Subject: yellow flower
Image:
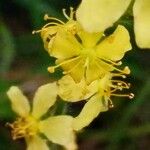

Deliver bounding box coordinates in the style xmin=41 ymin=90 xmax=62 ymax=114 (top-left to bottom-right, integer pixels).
xmin=32 ymin=7 xmax=79 ymax=51
xmin=58 ymin=74 xmax=134 ymax=131
xmin=48 ymin=25 xmax=131 ymax=84
xmin=76 ymin=0 xmax=150 ymax=48
xmin=7 ymin=83 xmax=77 ymax=150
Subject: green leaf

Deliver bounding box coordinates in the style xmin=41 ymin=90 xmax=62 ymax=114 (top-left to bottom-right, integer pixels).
xmin=0 ymin=23 xmax=16 ymax=74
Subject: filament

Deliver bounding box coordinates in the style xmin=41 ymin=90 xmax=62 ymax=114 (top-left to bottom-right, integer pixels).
xmin=63 ymin=59 xmax=83 ymax=74
xmin=111 ymin=80 xmax=130 ymax=89
xmin=112 ymin=73 xmax=126 ymax=79
xmin=111 ymin=93 xmax=134 ymax=99
xmin=42 ymin=22 xmax=60 ymax=28
xmin=48 ymin=56 xmax=81 ymax=73
xmin=69 ymin=7 xmax=74 ymax=19
xmin=32 ymin=22 xmax=59 ymax=34
xmin=108 ymin=98 xmax=114 ymax=108
xmin=62 ymin=8 xmax=70 ymax=20
xmin=100 ymin=57 xmax=122 ymax=66
xmin=97 ymin=57 xmax=130 ymax=75
xmin=44 ymin=14 xmax=65 ymax=24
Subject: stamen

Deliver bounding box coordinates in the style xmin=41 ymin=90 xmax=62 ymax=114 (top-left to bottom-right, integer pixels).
xmin=123 ymin=66 xmax=130 ymax=74
xmin=44 ymin=14 xmax=49 ymax=20
xmin=129 ymin=93 xmax=134 ymax=99
xmin=110 ymin=88 xmax=118 ymax=93
xmin=42 ymin=22 xmax=61 ymax=28
xmin=32 ymin=22 xmax=59 ymax=34
xmin=6 ymin=117 xmax=38 ymax=140
xmin=111 ymin=80 xmax=130 ymax=89
xmin=47 ymin=56 xmax=81 ymax=73
xmin=108 ymin=98 xmax=114 ymax=108
xmin=44 ymin=14 xmax=65 ymax=24
xmin=97 ymin=58 xmax=130 ymax=75
xmin=113 ymin=66 xmax=130 ymax=75
xmin=112 ymin=73 xmax=126 ymax=79
xmin=111 ymin=93 xmax=134 ymax=99
xmin=100 ymin=57 xmax=122 ymax=66
xmin=32 ymin=30 xmax=42 ymax=34
xmin=69 ymin=7 xmax=74 ymax=19
xmin=48 ymin=67 xmax=55 ymax=73
xmin=33 ymin=8 xmax=76 ymax=37
xmin=62 ymin=8 xmax=70 ymax=20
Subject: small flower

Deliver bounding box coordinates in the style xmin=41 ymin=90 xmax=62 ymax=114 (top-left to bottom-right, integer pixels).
xmin=58 ymin=74 xmax=134 ymax=131
xmin=7 ymin=83 xmax=77 ymax=150
xmin=76 ymin=0 xmax=150 ymax=48
xmin=48 ymin=25 xmax=131 ymax=84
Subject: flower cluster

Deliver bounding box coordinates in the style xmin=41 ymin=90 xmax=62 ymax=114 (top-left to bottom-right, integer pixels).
xmin=6 ymin=1 xmax=138 ymax=150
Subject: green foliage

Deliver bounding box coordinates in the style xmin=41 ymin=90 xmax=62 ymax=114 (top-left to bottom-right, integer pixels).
xmin=0 ymin=23 xmax=15 ymax=74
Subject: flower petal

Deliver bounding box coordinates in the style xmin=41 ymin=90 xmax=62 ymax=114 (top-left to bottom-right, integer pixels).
xmin=32 ymin=83 xmax=58 ymax=119
xmin=96 ymin=25 xmax=131 ymax=61
xmin=58 ymin=75 xmax=97 ymax=102
xmin=49 ymin=30 xmax=81 ymax=59
xmin=39 ymin=116 xmax=77 ymax=150
xmin=41 ymin=26 xmax=58 ymax=51
xmin=85 ymin=59 xmax=107 ymax=84
xmin=76 ymin=0 xmax=131 ymax=32
xmin=73 ymin=94 xmax=108 ymax=131
xmin=133 ymin=0 xmax=150 ymax=48
xmin=26 ymin=135 xmax=49 ymax=150
xmin=7 ymin=86 xmax=30 ymax=117
xmin=60 ymin=57 xmax=85 ymax=83
xmin=78 ymin=30 xmax=103 ymax=47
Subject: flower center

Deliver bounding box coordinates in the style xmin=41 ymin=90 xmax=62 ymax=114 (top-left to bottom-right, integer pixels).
xmin=82 ymin=47 xmax=96 ymax=57
xmin=81 ymin=47 xmax=96 ymax=61
xmin=7 ymin=116 xmax=39 ymax=140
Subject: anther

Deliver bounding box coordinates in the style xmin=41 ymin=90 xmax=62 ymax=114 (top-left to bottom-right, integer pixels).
xmin=116 ymin=83 xmax=123 ymax=90
xmin=128 ymin=93 xmax=134 ymax=99
xmin=32 ymin=30 xmax=41 ymax=34
xmin=127 ymin=83 xmax=131 ymax=87
xmin=117 ymin=83 xmax=122 ymax=86
xmin=108 ymin=99 xmax=114 ymax=108
xmin=109 ymin=104 xmax=114 ymax=108
xmin=70 ymin=7 xmax=73 ymax=11
xmin=123 ymin=66 xmax=130 ymax=74
xmin=122 ymin=75 xmax=126 ymax=78
xmin=117 ymin=61 xmax=122 ymax=65
xmin=44 ymin=14 xmax=49 ymax=20
xmin=47 ymin=67 xmax=55 ymax=73
xmin=69 ymin=7 xmax=74 ymax=19
xmin=32 ymin=30 xmax=36 ymax=34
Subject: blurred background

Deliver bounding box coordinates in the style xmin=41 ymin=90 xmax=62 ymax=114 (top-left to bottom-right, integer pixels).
xmin=0 ymin=0 xmax=149 ymax=150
